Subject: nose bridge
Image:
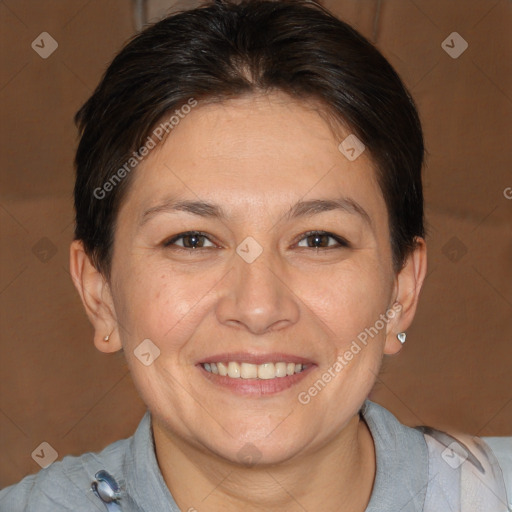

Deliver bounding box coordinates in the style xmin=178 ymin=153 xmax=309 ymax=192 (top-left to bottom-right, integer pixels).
xmin=215 ymin=242 xmax=300 ymax=334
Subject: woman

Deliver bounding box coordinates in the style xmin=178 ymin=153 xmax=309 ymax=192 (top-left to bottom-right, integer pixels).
xmin=0 ymin=1 xmax=509 ymax=510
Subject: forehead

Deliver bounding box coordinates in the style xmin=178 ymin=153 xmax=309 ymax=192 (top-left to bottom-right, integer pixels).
xmin=119 ymin=92 xmax=385 ymax=223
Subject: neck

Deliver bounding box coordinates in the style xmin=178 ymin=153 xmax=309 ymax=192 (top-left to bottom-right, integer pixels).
xmin=153 ymin=412 xmax=376 ymax=512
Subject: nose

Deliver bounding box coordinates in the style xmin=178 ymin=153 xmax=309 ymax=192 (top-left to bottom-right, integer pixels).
xmin=214 ymin=246 xmax=300 ymax=335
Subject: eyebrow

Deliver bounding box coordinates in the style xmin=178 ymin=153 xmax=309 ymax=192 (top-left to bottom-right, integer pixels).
xmin=139 ymin=196 xmax=372 ymax=228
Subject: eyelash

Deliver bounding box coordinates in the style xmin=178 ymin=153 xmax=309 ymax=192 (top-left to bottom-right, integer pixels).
xmin=162 ymin=230 xmax=350 ymax=251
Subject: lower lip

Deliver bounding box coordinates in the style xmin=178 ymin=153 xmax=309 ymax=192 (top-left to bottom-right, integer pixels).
xmin=197 ymin=364 xmax=316 ymax=396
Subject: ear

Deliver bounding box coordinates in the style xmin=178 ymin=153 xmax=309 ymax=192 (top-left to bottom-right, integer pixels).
xmin=69 ymin=240 xmax=122 ymax=353
xmin=384 ymin=237 xmax=427 ymax=355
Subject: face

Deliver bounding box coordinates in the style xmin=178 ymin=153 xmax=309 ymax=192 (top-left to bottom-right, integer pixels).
xmin=106 ymin=92 xmax=400 ymax=464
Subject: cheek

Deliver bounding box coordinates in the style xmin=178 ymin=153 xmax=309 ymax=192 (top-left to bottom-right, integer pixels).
xmin=296 ymin=261 xmax=390 ymax=346
xmin=113 ymin=263 xmax=216 ymax=354
xmin=113 ymin=242 xmax=392 ymax=361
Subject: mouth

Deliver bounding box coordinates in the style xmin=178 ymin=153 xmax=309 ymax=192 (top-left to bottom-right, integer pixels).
xmin=201 ymin=361 xmax=308 ymax=379
xmin=197 ymin=353 xmax=316 ymax=396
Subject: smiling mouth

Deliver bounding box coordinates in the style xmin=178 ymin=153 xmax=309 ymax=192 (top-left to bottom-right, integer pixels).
xmin=201 ymin=361 xmax=308 ymax=379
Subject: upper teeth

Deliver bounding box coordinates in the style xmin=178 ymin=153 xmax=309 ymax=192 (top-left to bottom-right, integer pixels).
xmin=202 ymin=362 xmax=304 ymax=379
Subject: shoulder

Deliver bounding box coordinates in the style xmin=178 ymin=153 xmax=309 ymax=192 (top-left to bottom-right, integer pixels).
xmin=0 ymin=434 xmax=135 ymax=512
xmin=362 ymin=400 xmax=510 ymax=511
xmin=417 ymin=426 xmax=511 ymax=512
xmin=482 ymin=436 xmax=512 ymax=509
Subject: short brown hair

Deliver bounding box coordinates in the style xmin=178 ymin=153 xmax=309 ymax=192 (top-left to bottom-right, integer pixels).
xmin=74 ymin=0 xmax=425 ymax=280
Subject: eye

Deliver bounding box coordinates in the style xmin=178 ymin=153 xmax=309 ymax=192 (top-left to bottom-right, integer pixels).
xmin=162 ymin=230 xmax=349 ymax=252
xmin=295 ymin=230 xmax=350 ymax=249
xmin=163 ymin=231 xmax=217 ymax=250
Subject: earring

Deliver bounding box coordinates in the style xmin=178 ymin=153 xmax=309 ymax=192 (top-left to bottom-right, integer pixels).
xmin=103 ymin=330 xmax=114 ymax=342
xmin=397 ymin=332 xmax=406 ymax=344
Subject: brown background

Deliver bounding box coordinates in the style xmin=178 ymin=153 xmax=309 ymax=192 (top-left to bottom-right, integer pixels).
xmin=1 ymin=0 xmax=511 ymax=488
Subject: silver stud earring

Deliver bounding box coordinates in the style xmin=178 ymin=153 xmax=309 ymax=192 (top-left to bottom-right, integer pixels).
xmin=103 ymin=331 xmax=113 ymax=342
xmin=397 ymin=332 xmax=406 ymax=344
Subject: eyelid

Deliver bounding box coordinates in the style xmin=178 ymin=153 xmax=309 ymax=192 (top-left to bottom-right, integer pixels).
xmin=163 ymin=230 xmax=350 ymax=251
xmin=293 ymin=230 xmax=350 ymax=249
xmin=162 ymin=231 xmax=219 ymax=249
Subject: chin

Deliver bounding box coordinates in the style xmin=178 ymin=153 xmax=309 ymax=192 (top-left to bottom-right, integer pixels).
xmin=202 ymin=428 xmax=310 ymax=468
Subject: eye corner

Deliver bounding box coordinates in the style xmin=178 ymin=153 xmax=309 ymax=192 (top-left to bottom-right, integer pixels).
xmin=294 ymin=230 xmax=351 ymax=250
xmin=162 ymin=230 xmax=219 ymax=250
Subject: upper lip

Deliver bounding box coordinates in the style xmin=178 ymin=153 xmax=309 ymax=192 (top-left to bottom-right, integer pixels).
xmin=197 ymin=352 xmax=315 ymax=365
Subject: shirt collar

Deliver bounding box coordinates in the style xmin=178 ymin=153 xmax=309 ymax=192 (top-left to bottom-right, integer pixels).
xmin=124 ymin=411 xmax=181 ymax=511
xmin=361 ymin=400 xmax=428 ymax=512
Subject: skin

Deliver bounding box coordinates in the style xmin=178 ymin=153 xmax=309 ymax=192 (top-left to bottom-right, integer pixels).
xmin=70 ymin=91 xmax=427 ymax=511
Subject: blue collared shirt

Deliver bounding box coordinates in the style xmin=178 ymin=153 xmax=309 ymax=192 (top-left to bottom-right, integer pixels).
xmin=0 ymin=400 xmax=509 ymax=511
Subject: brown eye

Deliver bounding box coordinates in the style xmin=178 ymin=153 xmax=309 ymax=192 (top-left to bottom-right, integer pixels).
xmin=163 ymin=231 xmax=215 ymax=249
xmin=296 ymin=231 xmax=350 ymax=249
